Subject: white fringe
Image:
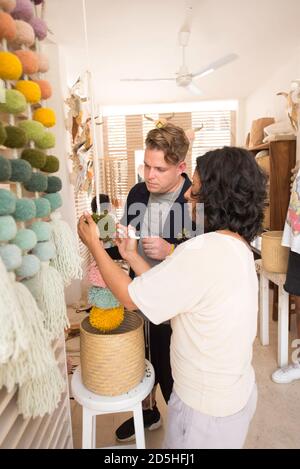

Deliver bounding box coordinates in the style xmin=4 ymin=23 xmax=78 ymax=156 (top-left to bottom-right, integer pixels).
xmin=49 ymin=212 xmax=82 ymax=286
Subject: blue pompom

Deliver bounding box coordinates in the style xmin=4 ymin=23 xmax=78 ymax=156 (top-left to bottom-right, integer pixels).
xmin=88 ymin=286 xmax=120 ymax=309
xmin=29 ymin=221 xmax=52 ymax=242
xmin=0 ymin=215 xmax=17 ymax=241
xmin=33 ymin=197 xmax=51 ymax=218
xmin=0 ymin=188 xmax=16 ymax=216
xmin=32 ymin=240 xmax=56 ymax=261
xmin=14 ymin=198 xmax=36 ymax=221
xmin=0 ymin=244 xmax=22 ymax=271
xmin=15 ymin=254 xmax=41 ymax=278
xmin=42 ymin=192 xmax=62 ymax=211
xmin=11 ymin=228 xmax=37 ymax=251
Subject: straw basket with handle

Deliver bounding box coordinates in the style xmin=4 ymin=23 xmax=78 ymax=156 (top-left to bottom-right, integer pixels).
xmin=261 ymin=231 xmax=289 ymax=274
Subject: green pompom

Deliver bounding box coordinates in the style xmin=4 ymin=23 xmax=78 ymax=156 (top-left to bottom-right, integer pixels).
xmin=29 ymin=221 xmax=52 ymax=242
xmin=21 ymin=148 xmax=46 ymax=169
xmin=33 ymin=197 xmax=51 ymax=218
xmin=16 ymin=254 xmax=41 ymax=279
xmin=32 ymin=240 xmax=56 ymax=262
xmin=0 ymin=188 xmax=16 ymax=215
xmin=42 ymin=154 xmax=59 ymax=173
xmin=34 ymin=131 xmax=55 ymax=150
xmin=0 ymin=244 xmax=22 ymax=271
xmin=43 ymin=192 xmax=62 ymax=211
xmin=0 ymin=122 xmax=7 ymax=145
xmin=18 ymin=120 xmax=45 ymax=142
xmin=45 ymin=176 xmax=62 ymax=193
xmin=14 ymin=198 xmax=36 ymax=221
xmin=24 ymin=172 xmax=48 ymax=192
xmin=10 ymin=158 xmax=32 ymax=183
xmin=11 ymin=228 xmax=37 ymax=251
xmin=0 ymin=89 xmax=27 ymax=114
xmin=4 ymin=125 xmax=28 ymax=149
xmin=0 ymin=155 xmax=12 ymax=182
xmin=0 ymin=215 xmax=17 ymax=242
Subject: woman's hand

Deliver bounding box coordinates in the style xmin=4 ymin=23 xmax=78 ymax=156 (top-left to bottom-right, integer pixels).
xmin=77 ymin=212 xmax=101 ymax=251
xmin=115 ymin=224 xmax=138 ymax=261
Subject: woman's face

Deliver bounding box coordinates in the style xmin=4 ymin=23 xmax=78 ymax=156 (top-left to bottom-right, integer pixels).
xmin=184 ymin=170 xmax=201 ymax=222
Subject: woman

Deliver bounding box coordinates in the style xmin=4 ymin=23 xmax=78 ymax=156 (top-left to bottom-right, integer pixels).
xmin=78 ymin=146 xmax=267 ymax=449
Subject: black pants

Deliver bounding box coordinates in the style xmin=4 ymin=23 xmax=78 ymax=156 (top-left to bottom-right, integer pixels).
xmin=284 ymin=250 xmax=300 ymax=296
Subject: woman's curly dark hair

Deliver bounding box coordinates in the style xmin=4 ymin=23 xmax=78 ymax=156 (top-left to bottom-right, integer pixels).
xmin=195 ymin=146 xmax=268 ymax=243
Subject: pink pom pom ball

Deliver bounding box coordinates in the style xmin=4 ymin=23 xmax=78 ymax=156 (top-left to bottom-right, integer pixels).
xmin=0 ymin=0 xmax=16 ymax=13
xmin=29 ymin=16 xmax=47 ymax=40
xmin=87 ymin=260 xmax=107 ymax=288
xmin=14 ymin=49 xmax=39 ymax=74
xmin=37 ymin=52 xmax=49 ymax=73
xmin=12 ymin=0 xmax=34 ymax=22
xmin=10 ymin=19 xmax=35 ymax=47
xmin=32 ymin=79 xmax=52 ymax=99
xmin=0 ymin=11 xmax=17 ymax=41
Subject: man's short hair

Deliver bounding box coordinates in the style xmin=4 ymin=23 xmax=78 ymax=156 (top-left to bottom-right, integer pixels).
xmin=91 ymin=193 xmax=110 ymax=213
xmin=145 ymin=123 xmax=189 ymax=165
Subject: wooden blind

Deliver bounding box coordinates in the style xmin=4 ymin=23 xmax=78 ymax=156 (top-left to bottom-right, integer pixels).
xmin=74 ymin=190 xmax=92 ymax=274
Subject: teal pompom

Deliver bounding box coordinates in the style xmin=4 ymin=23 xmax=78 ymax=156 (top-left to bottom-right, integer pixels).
xmin=45 ymin=176 xmax=62 ymax=193
xmin=0 ymin=215 xmax=17 ymax=241
xmin=34 ymin=131 xmax=55 ymax=150
xmin=88 ymin=286 xmax=120 ymax=309
xmin=14 ymin=198 xmax=36 ymax=221
xmin=0 ymin=122 xmax=7 ymax=145
xmin=32 ymin=240 xmax=56 ymax=261
xmin=29 ymin=221 xmax=52 ymax=241
xmin=0 ymin=155 xmax=12 ymax=181
xmin=42 ymin=154 xmax=59 ymax=173
xmin=10 ymin=158 xmax=32 ymax=183
xmin=4 ymin=125 xmax=28 ymax=149
xmin=43 ymin=193 xmax=62 ymax=211
xmin=21 ymin=148 xmax=46 ymax=169
xmin=11 ymin=228 xmax=37 ymax=251
xmin=24 ymin=172 xmax=48 ymax=192
xmin=33 ymin=197 xmax=51 ymax=218
xmin=0 ymin=244 xmax=22 ymax=271
xmin=0 ymin=188 xmax=16 ymax=215
xmin=0 ymin=89 xmax=27 ymax=114
xmin=18 ymin=120 xmax=44 ymax=141
xmin=15 ymin=254 xmax=41 ymax=278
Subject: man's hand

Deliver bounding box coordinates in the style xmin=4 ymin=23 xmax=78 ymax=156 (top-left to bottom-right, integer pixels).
xmin=115 ymin=224 xmax=138 ymax=261
xmin=142 ymin=237 xmax=173 ymax=260
xmin=77 ymin=212 xmax=101 ymax=251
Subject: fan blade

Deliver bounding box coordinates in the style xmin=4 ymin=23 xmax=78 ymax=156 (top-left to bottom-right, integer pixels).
xmin=192 ymin=53 xmax=238 ymax=79
xmin=120 ymin=78 xmax=175 ymax=82
xmin=186 ymin=80 xmax=202 ymax=95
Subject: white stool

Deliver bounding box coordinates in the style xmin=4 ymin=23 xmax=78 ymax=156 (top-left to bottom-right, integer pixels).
xmin=255 ymin=259 xmax=289 ymax=367
xmin=71 ymin=360 xmax=155 ymax=449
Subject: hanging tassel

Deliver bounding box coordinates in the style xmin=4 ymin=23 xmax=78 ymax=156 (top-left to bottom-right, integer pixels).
xmin=49 ymin=211 xmax=82 ymax=286
xmin=23 ymin=261 xmax=70 ymax=340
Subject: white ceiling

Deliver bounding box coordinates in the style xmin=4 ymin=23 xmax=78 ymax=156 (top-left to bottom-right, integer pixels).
xmin=45 ymin=0 xmax=300 ymax=106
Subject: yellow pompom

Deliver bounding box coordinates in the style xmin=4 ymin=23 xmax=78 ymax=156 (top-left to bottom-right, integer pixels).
xmin=15 ymin=80 xmax=41 ymax=104
xmin=89 ymin=305 xmax=124 ymax=332
xmin=0 ymin=51 xmax=22 ymax=80
xmin=33 ymin=107 xmax=56 ymax=128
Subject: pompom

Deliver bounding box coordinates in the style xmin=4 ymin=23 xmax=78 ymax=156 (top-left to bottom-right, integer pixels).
xmin=45 ymin=176 xmax=62 ymax=193
xmin=0 ymin=188 xmax=16 ymax=215
xmin=32 ymin=79 xmax=52 ymax=100
xmin=42 ymin=193 xmax=62 ymax=211
xmin=29 ymin=16 xmax=47 ymax=40
xmin=15 ymin=254 xmax=40 ymax=278
xmin=14 ymin=198 xmax=36 ymax=221
xmin=0 ymin=215 xmax=17 ymax=241
xmin=87 ymin=261 xmax=107 ymax=288
xmin=10 ymin=158 xmax=32 ymax=183
xmin=0 ymin=89 xmax=27 ymax=114
xmin=88 ymin=286 xmax=120 ymax=309
xmin=18 ymin=119 xmax=44 ymax=141
xmin=33 ymin=197 xmax=50 ymax=218
xmin=37 ymin=52 xmax=49 ymax=73
xmin=10 ymin=19 xmax=35 ymax=47
xmin=24 ymin=172 xmax=48 ymax=192
xmin=15 ymin=80 xmax=41 ymax=104
xmin=0 ymin=244 xmax=22 ymax=271
xmin=0 ymin=11 xmax=17 ymax=41
xmin=33 ymin=108 xmax=56 ymax=128
xmin=29 ymin=221 xmax=51 ymax=241
xmin=0 ymin=123 xmax=7 ymax=146
xmin=0 ymin=51 xmax=22 ymax=80
xmin=21 ymin=148 xmax=46 ymax=169
xmin=34 ymin=131 xmax=55 ymax=150
xmin=0 ymin=0 xmax=16 ymax=12
xmin=12 ymin=0 xmax=34 ymax=22
xmin=32 ymin=240 xmax=56 ymax=261
xmin=14 ymin=49 xmax=39 ymax=75
xmin=42 ymin=155 xmax=59 ymax=173
xmin=11 ymin=228 xmax=37 ymax=250
xmin=3 ymin=125 xmax=27 ymax=148
xmin=0 ymin=155 xmax=11 ymax=182
xmin=89 ymin=305 xmax=124 ymax=332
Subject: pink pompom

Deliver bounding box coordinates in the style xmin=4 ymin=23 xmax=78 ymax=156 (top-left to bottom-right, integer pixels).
xmin=29 ymin=16 xmax=47 ymax=40
xmin=37 ymin=52 xmax=49 ymax=73
xmin=87 ymin=261 xmax=107 ymax=288
xmin=0 ymin=0 xmax=16 ymax=12
xmin=0 ymin=11 xmax=17 ymax=41
xmin=32 ymin=79 xmax=52 ymax=99
xmin=14 ymin=49 xmax=39 ymax=74
xmin=12 ymin=0 xmax=34 ymax=22
xmin=10 ymin=19 xmax=35 ymax=47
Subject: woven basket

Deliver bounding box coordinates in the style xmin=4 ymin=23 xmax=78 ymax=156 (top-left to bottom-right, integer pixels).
xmin=261 ymin=231 xmax=289 ymax=273
xmin=80 ymin=310 xmax=145 ymax=396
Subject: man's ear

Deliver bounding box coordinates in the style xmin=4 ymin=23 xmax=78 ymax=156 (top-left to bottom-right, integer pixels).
xmin=178 ymin=161 xmax=186 ymax=174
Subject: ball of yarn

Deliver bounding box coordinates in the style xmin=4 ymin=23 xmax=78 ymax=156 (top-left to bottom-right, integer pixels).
xmin=33 ymin=197 xmax=50 ymax=217
xmin=89 ymin=305 xmax=124 ymax=332
xmin=0 ymin=51 xmax=22 ymax=80
xmin=32 ymin=79 xmax=52 ymax=100
xmin=34 ymin=131 xmax=55 ymax=150
xmin=0 ymin=11 xmax=17 ymax=41
xmin=29 ymin=221 xmax=51 ymax=241
xmin=16 ymin=253 xmax=40 ymax=278
xmin=33 ymin=107 xmax=56 ymax=127
xmin=10 ymin=158 xmax=32 ymax=183
xmin=24 ymin=172 xmax=48 ymax=192
xmin=42 ymin=154 xmax=59 ymax=173
xmin=88 ymin=286 xmax=120 ymax=309
xmin=32 ymin=240 xmax=56 ymax=261
xmin=0 ymin=188 xmax=16 ymax=215
xmin=14 ymin=49 xmax=39 ymax=74
xmin=18 ymin=119 xmax=44 ymax=141
xmin=4 ymin=125 xmax=27 ymax=148
xmin=0 ymin=123 xmax=8 ymax=146
xmin=10 ymin=19 xmax=35 ymax=47
xmin=12 ymin=228 xmax=37 ymax=250
xmin=45 ymin=176 xmax=62 ymax=193
xmin=0 ymin=244 xmax=22 ymax=271
xmin=87 ymin=261 xmax=107 ymax=288
xmin=37 ymin=52 xmax=49 ymax=73
xmin=15 ymin=80 xmax=41 ymax=104
xmin=0 ymin=215 xmax=17 ymax=241
xmin=12 ymin=0 xmax=34 ymax=21
xmin=21 ymin=148 xmax=46 ymax=169
xmin=0 ymin=155 xmax=11 ymax=182
xmin=14 ymin=197 xmax=36 ymax=221
xmin=42 ymin=192 xmax=62 ymax=211
xmin=29 ymin=16 xmax=47 ymax=40
xmin=0 ymin=89 xmax=27 ymax=114
xmin=0 ymin=0 xmax=16 ymax=12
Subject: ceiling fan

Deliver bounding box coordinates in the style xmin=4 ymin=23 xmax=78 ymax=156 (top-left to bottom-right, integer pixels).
xmin=120 ymin=30 xmax=238 ymax=95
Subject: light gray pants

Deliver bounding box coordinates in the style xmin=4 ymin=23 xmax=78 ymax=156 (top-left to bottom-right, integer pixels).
xmin=163 ymin=384 xmax=257 ymax=449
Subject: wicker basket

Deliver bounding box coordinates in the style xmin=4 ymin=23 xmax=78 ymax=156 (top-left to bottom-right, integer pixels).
xmin=261 ymin=231 xmax=289 ymax=273
xmin=80 ymin=310 xmax=145 ymax=396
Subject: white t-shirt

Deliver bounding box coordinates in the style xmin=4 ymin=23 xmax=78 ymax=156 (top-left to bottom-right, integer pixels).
xmin=128 ymin=232 xmax=258 ymax=417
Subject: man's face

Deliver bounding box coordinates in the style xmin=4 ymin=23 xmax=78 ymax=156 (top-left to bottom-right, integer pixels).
xmin=144 ymin=148 xmax=186 ymax=194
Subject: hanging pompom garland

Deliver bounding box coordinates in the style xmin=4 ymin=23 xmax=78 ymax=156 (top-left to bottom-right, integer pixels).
xmin=0 ymin=0 xmax=17 ymax=12
xmin=29 ymin=220 xmax=51 ymax=242
xmin=18 ymin=119 xmax=44 ymax=141
xmin=0 ymin=123 xmax=8 ymax=145
xmin=34 ymin=131 xmax=55 ymax=149
xmin=14 ymin=49 xmax=39 ymax=74
xmin=11 ymin=228 xmax=37 ymax=250
xmin=43 ymin=192 xmax=62 ymax=211
xmin=0 ymin=52 xmax=23 ymax=81
xmin=33 ymin=107 xmax=56 ymax=127
xmin=0 ymin=155 xmax=12 ymax=181
xmin=15 ymin=253 xmax=40 ymax=278
xmin=21 ymin=148 xmax=46 ymax=168
xmin=42 ymin=154 xmax=59 ymax=173
xmin=10 ymin=158 xmax=32 ymax=183
xmin=0 ymin=89 xmax=27 ymax=114
xmin=13 ymin=197 xmax=36 ymax=221
xmin=0 ymin=11 xmax=17 ymax=41
xmin=36 ymin=52 xmax=49 ymax=73
xmin=15 ymin=79 xmax=41 ymax=104
xmin=11 ymin=0 xmax=34 ymax=22
xmin=29 ymin=16 xmax=47 ymax=40
xmin=0 ymin=188 xmax=17 ymax=215
xmin=23 ymin=172 xmax=48 ymax=192
xmin=0 ymin=215 xmax=17 ymax=241
xmin=0 ymin=243 xmax=22 ymax=271
xmin=3 ymin=125 xmax=28 ymax=148
xmin=32 ymin=79 xmax=52 ymax=100
xmin=32 ymin=240 xmax=56 ymax=262
xmin=33 ymin=197 xmax=51 ymax=217
xmin=10 ymin=19 xmax=35 ymax=47
xmin=45 ymin=175 xmax=62 ymax=193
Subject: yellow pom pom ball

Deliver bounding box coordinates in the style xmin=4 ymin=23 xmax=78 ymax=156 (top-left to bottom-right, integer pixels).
xmin=15 ymin=80 xmax=41 ymax=104
xmin=0 ymin=51 xmax=22 ymax=80
xmin=32 ymin=107 xmax=56 ymax=128
xmin=89 ymin=305 xmax=124 ymax=332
